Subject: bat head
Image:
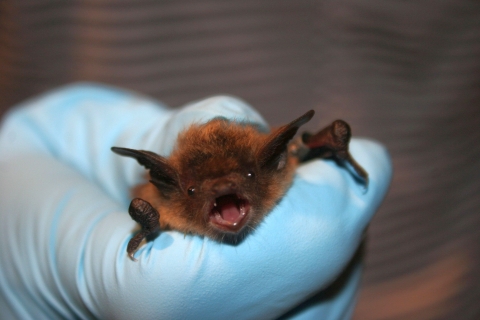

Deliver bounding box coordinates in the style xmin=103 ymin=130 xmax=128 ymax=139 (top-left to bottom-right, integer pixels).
xmin=112 ymin=110 xmax=314 ymax=242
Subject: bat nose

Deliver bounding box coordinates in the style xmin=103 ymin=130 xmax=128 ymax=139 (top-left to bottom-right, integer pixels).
xmin=212 ymin=179 xmax=237 ymax=193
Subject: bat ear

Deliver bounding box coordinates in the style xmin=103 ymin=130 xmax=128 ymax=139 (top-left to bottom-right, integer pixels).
xmin=258 ymin=110 xmax=314 ymax=170
xmin=111 ymin=147 xmax=180 ymax=193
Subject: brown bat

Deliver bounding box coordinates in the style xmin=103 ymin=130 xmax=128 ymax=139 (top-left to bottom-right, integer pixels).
xmin=112 ymin=110 xmax=368 ymax=260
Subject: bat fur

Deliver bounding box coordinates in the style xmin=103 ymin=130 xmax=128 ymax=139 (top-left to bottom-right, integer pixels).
xmin=112 ymin=110 xmax=368 ymax=259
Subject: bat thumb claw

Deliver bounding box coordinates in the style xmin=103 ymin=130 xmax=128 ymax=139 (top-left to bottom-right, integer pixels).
xmin=127 ymin=232 xmax=146 ymax=262
xmin=128 ymin=252 xmax=139 ymax=262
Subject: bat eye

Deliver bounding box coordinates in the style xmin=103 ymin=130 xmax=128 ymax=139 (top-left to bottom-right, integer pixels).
xmin=187 ymin=187 xmax=195 ymax=196
xmin=247 ymin=171 xmax=255 ymax=179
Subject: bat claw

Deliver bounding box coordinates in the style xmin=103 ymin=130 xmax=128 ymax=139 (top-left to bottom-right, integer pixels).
xmin=128 ymin=252 xmax=138 ymax=262
xmin=344 ymin=152 xmax=369 ymax=188
xmin=298 ymin=120 xmax=369 ymax=187
xmin=126 ymin=198 xmax=160 ymax=261
xmin=126 ymin=231 xmax=146 ymax=261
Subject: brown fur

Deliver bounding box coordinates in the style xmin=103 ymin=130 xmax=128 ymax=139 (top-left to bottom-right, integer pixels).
xmin=114 ymin=110 xmax=369 ymax=254
xmin=133 ymin=118 xmax=300 ymax=241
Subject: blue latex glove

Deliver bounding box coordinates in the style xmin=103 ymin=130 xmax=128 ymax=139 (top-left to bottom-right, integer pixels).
xmin=0 ymin=83 xmax=391 ymax=320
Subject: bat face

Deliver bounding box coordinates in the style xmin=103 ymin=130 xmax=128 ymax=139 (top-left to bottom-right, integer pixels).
xmin=112 ymin=110 xmax=314 ymax=242
xmin=159 ymin=119 xmax=296 ymax=241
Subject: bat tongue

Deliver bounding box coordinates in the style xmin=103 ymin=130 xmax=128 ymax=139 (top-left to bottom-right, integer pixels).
xmin=217 ymin=195 xmax=241 ymax=222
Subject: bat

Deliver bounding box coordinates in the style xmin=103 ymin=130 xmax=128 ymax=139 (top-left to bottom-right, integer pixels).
xmin=112 ymin=110 xmax=368 ymax=260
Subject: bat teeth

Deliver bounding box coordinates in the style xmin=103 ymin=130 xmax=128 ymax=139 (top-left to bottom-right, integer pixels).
xmin=239 ymin=202 xmax=246 ymax=216
xmin=209 ymin=195 xmax=251 ymax=232
xmin=211 ymin=210 xmax=222 ymax=223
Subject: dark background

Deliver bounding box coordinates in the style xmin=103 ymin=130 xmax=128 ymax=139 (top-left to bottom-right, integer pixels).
xmin=1 ymin=1 xmax=479 ymax=319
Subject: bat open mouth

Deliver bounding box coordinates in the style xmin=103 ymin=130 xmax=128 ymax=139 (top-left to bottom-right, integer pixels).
xmin=209 ymin=194 xmax=251 ymax=232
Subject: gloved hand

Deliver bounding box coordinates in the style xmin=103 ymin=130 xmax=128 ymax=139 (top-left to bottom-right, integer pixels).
xmin=0 ymin=83 xmax=391 ymax=320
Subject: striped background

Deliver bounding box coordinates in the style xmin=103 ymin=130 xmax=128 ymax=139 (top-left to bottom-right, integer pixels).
xmin=1 ymin=1 xmax=479 ymax=319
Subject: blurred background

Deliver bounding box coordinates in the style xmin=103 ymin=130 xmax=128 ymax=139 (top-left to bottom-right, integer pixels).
xmin=1 ymin=1 xmax=479 ymax=319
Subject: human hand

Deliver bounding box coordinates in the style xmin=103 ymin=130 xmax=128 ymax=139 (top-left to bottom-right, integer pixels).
xmin=0 ymin=83 xmax=391 ymax=319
